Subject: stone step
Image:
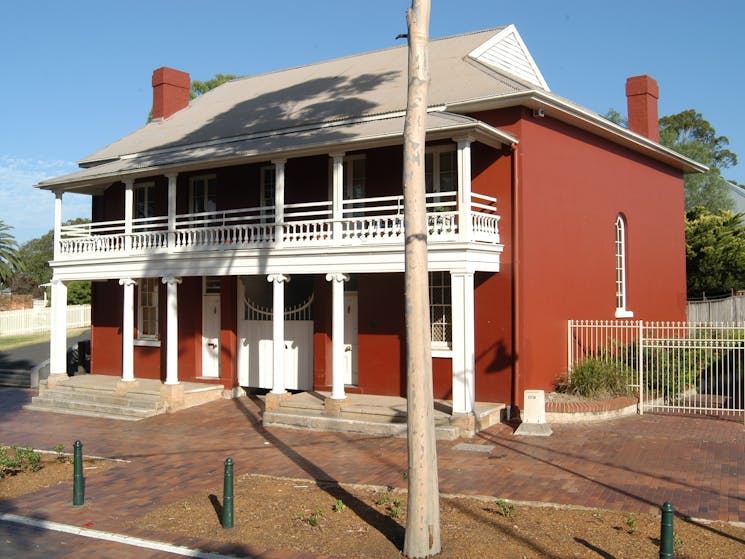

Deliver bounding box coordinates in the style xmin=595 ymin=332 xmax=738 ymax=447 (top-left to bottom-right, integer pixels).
xmin=22 ymin=403 xmax=149 ymax=421
xmin=25 ymin=394 xmax=162 ymax=420
xmin=0 ymin=370 xmax=33 ymax=389
xmin=36 ymin=385 xmax=161 ymax=407
xmin=263 ymin=409 xmax=461 ymax=441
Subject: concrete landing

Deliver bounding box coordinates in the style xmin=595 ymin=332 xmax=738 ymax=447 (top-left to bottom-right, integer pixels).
xmin=262 ymin=391 xmax=507 ymax=439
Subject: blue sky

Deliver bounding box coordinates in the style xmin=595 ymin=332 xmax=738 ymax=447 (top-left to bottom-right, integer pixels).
xmin=1 ymin=0 xmax=743 ymax=243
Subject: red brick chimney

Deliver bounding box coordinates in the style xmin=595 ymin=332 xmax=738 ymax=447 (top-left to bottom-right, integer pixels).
xmin=625 ymin=75 xmax=659 ymax=142
xmin=151 ymin=67 xmax=190 ymax=120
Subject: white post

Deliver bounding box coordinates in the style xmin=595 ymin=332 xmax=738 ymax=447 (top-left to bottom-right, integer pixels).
xmin=119 ymin=278 xmax=137 ymax=382
xmin=53 ymin=191 xmax=63 ymax=261
xmin=162 ymin=276 xmax=182 ymax=385
xmin=124 ymin=179 xmax=134 ymax=252
xmin=451 ymin=271 xmax=475 ymax=414
xmin=330 ymin=153 xmax=345 ymax=242
xmin=166 ymin=173 xmax=177 ymax=248
xmin=272 ymin=159 xmax=286 ymax=247
xmin=456 ymin=138 xmax=473 ymax=242
xmin=48 ymin=279 xmax=68 ymax=377
xmin=267 ymin=274 xmax=290 ymax=394
xmin=326 ymin=273 xmax=350 ymax=400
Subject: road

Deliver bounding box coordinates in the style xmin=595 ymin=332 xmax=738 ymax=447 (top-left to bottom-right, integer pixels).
xmin=0 ymin=330 xmax=90 ymax=373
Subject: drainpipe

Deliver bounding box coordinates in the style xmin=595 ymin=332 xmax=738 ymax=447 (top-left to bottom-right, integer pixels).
xmin=510 ymin=142 xmax=521 ymax=418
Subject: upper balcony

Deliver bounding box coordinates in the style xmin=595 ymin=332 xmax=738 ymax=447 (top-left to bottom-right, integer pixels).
xmin=57 ymin=190 xmax=500 ymax=260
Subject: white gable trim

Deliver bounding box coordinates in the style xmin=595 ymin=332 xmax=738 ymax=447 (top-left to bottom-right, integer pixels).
xmin=468 ymin=24 xmax=549 ymax=91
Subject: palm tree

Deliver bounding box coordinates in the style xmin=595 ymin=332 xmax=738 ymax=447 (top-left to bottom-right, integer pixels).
xmin=0 ymin=220 xmax=22 ymax=286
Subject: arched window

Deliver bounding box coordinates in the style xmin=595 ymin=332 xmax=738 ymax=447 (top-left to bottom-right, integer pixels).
xmin=614 ymin=214 xmax=633 ymax=318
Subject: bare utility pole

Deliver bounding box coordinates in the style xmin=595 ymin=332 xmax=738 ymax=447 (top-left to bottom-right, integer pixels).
xmin=401 ymin=1 xmax=441 ymax=557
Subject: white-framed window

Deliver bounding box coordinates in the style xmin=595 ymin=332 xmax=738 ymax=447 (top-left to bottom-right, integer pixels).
xmin=429 ymin=271 xmax=452 ymax=351
xmin=344 ymin=155 xmax=366 ymax=200
xmin=189 ymin=175 xmax=217 ymax=217
xmin=425 ymin=145 xmax=457 ymax=194
xmin=260 ymin=165 xmax=275 ymax=223
xmin=138 ymin=278 xmax=159 ymax=339
xmin=615 ymin=214 xmax=633 ymax=318
xmin=134 ymin=182 xmax=156 ymax=219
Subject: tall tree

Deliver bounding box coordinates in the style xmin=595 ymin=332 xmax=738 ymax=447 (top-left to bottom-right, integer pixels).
xmin=0 ymin=220 xmax=22 ymax=286
xmin=659 ymin=110 xmax=738 ymax=212
xmin=190 ymin=74 xmax=236 ymax=98
xmin=401 ymin=1 xmax=440 ymax=557
xmin=685 ymin=206 xmax=745 ymax=297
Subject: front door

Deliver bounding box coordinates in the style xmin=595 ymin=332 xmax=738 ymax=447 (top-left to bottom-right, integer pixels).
xmin=201 ymin=278 xmax=221 ymax=378
xmin=344 ymin=292 xmax=358 ymax=385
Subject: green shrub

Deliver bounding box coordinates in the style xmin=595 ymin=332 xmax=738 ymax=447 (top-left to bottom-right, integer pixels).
xmin=557 ymin=358 xmax=632 ymax=399
xmin=0 ymin=445 xmax=43 ymax=478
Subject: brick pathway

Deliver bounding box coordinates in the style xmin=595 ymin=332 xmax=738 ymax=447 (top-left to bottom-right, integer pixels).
xmin=0 ymin=387 xmax=743 ymax=558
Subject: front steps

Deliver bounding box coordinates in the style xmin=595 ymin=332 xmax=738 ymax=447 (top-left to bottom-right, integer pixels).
xmin=262 ymin=392 xmax=507 ymax=439
xmin=24 ymin=375 xmax=224 ymax=421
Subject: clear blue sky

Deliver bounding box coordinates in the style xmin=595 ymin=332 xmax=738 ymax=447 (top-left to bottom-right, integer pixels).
xmin=1 ymin=0 xmax=743 ymax=243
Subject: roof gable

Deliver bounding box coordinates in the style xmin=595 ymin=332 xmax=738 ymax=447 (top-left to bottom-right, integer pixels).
xmin=468 ymin=24 xmax=549 ymax=91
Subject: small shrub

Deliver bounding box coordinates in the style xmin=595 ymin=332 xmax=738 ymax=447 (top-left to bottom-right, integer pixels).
xmin=557 ymin=358 xmax=632 ymax=399
xmin=332 ymin=499 xmax=346 ymax=513
xmin=494 ymin=499 xmax=515 ymax=518
xmin=0 ymin=445 xmax=43 ymax=477
xmin=626 ymin=513 xmax=637 ymax=534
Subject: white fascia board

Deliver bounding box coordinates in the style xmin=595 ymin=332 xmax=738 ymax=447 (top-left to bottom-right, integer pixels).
xmin=447 ymin=91 xmax=708 ymax=174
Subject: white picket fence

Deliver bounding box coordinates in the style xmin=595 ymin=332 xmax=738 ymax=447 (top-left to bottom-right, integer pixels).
xmin=568 ymin=320 xmax=745 ymax=418
xmin=0 ymin=305 xmax=91 ymax=336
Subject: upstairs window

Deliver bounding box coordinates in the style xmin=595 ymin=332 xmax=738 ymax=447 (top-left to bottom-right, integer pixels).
xmin=138 ymin=278 xmax=159 ymax=339
xmin=344 ymin=155 xmax=366 ymax=200
xmin=615 ymin=214 xmax=633 ymax=318
xmin=429 ymin=271 xmax=452 ymax=351
xmin=189 ymin=175 xmax=217 ymax=214
xmin=134 ymin=182 xmax=156 ymax=219
xmin=425 ymin=146 xmax=457 ymax=194
xmin=260 ymin=166 xmax=275 ymax=223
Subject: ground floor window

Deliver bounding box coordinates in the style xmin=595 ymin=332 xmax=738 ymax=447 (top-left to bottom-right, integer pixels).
xmin=138 ymin=278 xmax=158 ymax=339
xmin=429 ymin=271 xmax=452 ymax=350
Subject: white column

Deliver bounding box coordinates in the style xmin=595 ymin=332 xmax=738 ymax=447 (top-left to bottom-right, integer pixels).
xmin=267 ymin=274 xmax=290 ymax=394
xmin=272 ymin=159 xmax=286 ymax=246
xmin=330 ymin=153 xmax=345 ymax=241
xmin=456 ymin=138 xmax=473 ymax=242
xmin=53 ymin=191 xmax=63 ymax=261
xmin=48 ymin=279 xmax=68 ymax=376
xmin=162 ymin=276 xmax=182 ymax=385
xmin=325 ymin=273 xmax=349 ymax=400
xmin=451 ymin=271 xmax=475 ymax=414
xmin=119 ymin=278 xmax=137 ymax=382
xmin=123 ymin=179 xmax=134 ymax=252
xmin=166 ymin=173 xmax=178 ymax=247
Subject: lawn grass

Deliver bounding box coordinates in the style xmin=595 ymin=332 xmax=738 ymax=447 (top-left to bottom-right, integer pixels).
xmin=0 ymin=328 xmax=88 ymax=352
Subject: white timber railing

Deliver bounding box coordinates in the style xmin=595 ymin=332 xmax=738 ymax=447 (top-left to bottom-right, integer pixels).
xmin=57 ymin=192 xmax=500 ymax=258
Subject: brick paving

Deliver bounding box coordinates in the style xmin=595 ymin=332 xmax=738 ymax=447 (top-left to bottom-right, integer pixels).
xmin=0 ymin=387 xmax=744 ymax=558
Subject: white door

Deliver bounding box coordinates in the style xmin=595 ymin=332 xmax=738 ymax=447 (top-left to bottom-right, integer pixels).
xmin=202 ymin=294 xmax=221 ymax=377
xmin=344 ymin=292 xmax=358 ymax=385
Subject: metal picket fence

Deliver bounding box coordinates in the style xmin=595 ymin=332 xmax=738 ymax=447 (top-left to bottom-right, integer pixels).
xmin=568 ymin=320 xmax=745 ymax=419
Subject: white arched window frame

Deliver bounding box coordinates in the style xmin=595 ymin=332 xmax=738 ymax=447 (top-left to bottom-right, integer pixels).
xmin=614 ymin=214 xmax=633 ymax=318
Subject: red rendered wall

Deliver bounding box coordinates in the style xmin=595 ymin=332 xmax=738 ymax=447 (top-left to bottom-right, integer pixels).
xmin=477 ymin=108 xmax=686 ymax=401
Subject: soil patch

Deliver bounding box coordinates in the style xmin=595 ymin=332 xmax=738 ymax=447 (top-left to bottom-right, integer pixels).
xmin=133 ymin=474 xmax=745 ymax=558
xmin=0 ymin=450 xmax=117 ymax=501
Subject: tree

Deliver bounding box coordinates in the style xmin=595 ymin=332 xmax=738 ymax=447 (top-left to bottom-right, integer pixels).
xmin=659 ymin=110 xmax=738 ymax=212
xmin=685 ymin=206 xmax=745 ymax=297
xmin=401 ymin=1 xmax=440 ymax=557
xmin=0 ymin=220 xmax=22 ymax=286
xmin=190 ymin=74 xmax=236 ymax=98
xmin=604 ymin=108 xmax=627 ymax=127
xmin=10 ymin=219 xmax=91 ymax=303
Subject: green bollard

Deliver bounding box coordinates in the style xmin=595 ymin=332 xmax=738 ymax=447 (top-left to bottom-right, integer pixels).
xmin=659 ymin=501 xmax=674 ymax=559
xmin=73 ymin=440 xmax=84 ymax=506
xmin=222 ymin=457 xmax=234 ymax=529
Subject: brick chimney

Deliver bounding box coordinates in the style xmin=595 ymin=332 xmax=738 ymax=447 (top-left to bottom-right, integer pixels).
xmin=151 ymin=67 xmax=190 ymax=120
xmin=625 ymin=75 xmax=659 ymax=142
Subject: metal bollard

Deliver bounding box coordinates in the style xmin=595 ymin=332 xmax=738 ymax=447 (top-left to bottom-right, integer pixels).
xmin=659 ymin=501 xmax=674 ymax=559
xmin=222 ymin=457 xmax=234 ymax=529
xmin=73 ymin=440 xmax=84 ymax=506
